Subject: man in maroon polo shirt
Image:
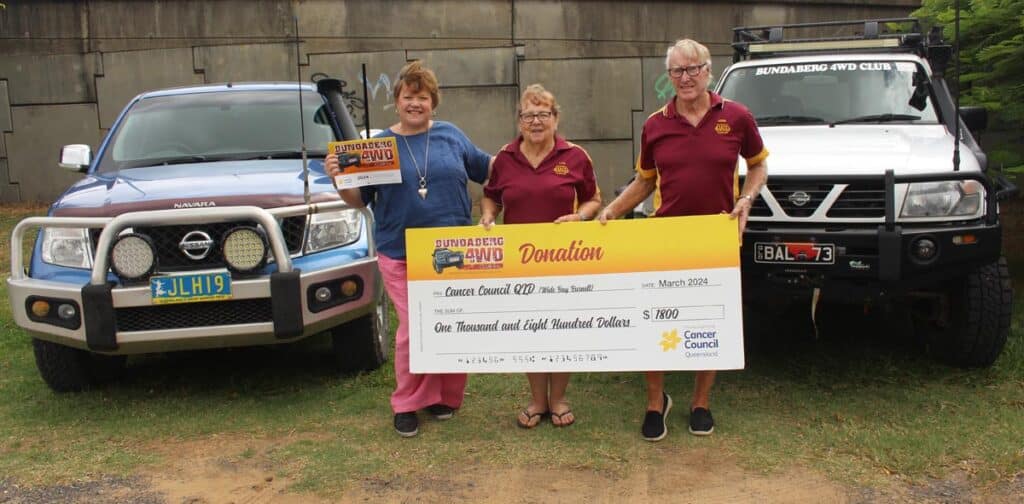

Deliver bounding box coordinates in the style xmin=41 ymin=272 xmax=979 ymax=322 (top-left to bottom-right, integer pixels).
xmin=599 ymin=39 xmax=768 ymax=441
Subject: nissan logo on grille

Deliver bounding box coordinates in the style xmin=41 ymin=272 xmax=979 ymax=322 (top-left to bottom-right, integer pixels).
xmin=179 ymin=231 xmax=215 ymax=260
xmin=788 ymin=191 xmax=812 ymax=207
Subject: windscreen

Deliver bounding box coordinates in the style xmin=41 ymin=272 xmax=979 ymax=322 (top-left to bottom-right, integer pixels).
xmin=97 ymin=90 xmax=335 ymax=172
xmin=718 ymin=61 xmax=939 ymax=126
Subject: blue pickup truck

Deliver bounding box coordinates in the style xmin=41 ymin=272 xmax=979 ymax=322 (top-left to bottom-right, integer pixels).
xmin=6 ymin=81 xmax=387 ymax=391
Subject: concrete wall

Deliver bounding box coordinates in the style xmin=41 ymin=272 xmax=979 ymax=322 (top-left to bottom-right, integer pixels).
xmin=0 ymin=0 xmax=919 ymax=203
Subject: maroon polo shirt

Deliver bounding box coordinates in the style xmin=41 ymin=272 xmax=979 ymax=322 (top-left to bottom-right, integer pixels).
xmin=637 ymin=91 xmax=768 ymax=217
xmin=484 ymin=135 xmax=598 ymax=224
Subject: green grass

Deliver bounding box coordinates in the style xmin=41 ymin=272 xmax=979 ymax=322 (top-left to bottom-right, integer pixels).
xmin=1 ymin=203 xmax=1022 ymax=493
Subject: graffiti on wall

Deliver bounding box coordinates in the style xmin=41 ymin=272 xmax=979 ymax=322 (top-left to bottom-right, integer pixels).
xmin=653 ymin=72 xmax=674 ymax=102
xmin=361 ymin=72 xmax=395 ymax=101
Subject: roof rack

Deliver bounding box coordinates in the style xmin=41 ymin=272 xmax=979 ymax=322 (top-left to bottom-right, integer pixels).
xmin=731 ymin=18 xmax=951 ymax=73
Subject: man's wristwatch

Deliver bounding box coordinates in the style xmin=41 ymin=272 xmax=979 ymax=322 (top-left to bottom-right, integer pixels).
xmin=578 ymin=212 xmax=588 ymax=221
xmin=739 ymin=194 xmax=755 ymax=203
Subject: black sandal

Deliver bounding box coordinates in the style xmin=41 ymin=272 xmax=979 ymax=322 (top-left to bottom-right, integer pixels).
xmin=550 ymin=409 xmax=575 ymax=427
xmin=516 ymin=409 xmax=549 ymax=429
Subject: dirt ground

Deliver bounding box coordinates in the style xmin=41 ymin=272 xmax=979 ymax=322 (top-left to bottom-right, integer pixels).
xmin=1 ymin=434 xmax=1021 ymax=503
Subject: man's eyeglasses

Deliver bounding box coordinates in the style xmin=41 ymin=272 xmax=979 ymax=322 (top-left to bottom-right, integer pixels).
xmin=519 ymin=111 xmax=554 ymax=123
xmin=667 ymin=63 xmax=707 ymax=78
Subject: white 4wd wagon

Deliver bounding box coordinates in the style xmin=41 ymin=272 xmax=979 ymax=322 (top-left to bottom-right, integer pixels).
xmin=717 ymin=19 xmax=1017 ymax=366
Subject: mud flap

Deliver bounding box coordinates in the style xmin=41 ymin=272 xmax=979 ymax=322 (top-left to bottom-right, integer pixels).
xmin=82 ymin=283 xmax=118 ymax=351
xmin=271 ymin=270 xmax=303 ymax=339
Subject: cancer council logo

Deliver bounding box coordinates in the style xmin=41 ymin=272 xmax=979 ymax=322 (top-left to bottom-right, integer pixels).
xmin=659 ymin=329 xmax=681 ymax=352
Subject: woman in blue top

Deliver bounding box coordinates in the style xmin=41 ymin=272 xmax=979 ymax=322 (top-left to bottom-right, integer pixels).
xmin=325 ymin=61 xmax=492 ymax=437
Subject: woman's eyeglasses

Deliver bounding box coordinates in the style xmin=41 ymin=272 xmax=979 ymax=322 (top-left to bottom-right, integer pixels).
xmin=519 ymin=111 xmax=554 ymax=123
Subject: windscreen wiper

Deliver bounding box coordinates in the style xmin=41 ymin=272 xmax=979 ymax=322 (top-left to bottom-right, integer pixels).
xmin=755 ymin=115 xmax=826 ymax=125
xmin=830 ymin=114 xmax=921 ymax=127
xmin=239 ymin=150 xmax=327 ymax=160
xmin=124 ymin=155 xmax=208 ymax=168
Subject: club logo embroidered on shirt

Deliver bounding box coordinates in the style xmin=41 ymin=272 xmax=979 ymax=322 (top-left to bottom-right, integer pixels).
xmin=553 ymin=163 xmax=570 ymax=175
xmin=714 ymin=119 xmax=731 ymax=135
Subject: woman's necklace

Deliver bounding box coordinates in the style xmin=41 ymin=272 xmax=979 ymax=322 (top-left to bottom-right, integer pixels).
xmin=400 ymin=126 xmax=430 ymax=199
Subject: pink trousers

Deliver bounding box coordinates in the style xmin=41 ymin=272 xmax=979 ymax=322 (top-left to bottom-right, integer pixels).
xmin=378 ymin=254 xmax=468 ymax=413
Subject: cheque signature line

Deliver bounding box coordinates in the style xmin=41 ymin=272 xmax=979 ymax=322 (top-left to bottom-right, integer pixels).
xmin=437 ymin=348 xmax=637 ymax=355
xmin=448 ymin=307 xmax=635 ymax=315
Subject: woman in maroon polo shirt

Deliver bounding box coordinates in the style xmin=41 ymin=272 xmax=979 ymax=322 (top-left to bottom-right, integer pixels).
xmin=599 ymin=39 xmax=768 ymax=441
xmin=480 ymin=84 xmax=602 ymax=428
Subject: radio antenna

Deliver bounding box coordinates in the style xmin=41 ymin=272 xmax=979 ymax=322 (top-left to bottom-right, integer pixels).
xmin=295 ymin=16 xmax=311 ymax=205
xmin=361 ymin=63 xmax=371 ymax=138
xmin=952 ymin=0 xmax=961 ymax=172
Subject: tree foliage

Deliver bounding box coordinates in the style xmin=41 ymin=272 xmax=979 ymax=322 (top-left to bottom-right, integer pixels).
xmin=915 ymin=0 xmax=1024 ymax=170
xmin=915 ymin=0 xmax=1024 ymax=123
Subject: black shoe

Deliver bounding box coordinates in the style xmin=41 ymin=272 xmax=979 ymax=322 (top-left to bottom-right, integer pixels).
xmin=688 ymin=407 xmax=714 ymax=436
xmin=426 ymin=404 xmax=455 ymax=420
xmin=641 ymin=392 xmax=672 ymax=442
xmin=394 ymin=412 xmax=419 ymax=437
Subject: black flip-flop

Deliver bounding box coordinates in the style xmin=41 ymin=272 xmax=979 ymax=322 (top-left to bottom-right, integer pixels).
xmin=551 ymin=409 xmax=575 ymax=427
xmin=516 ymin=409 xmax=549 ymax=429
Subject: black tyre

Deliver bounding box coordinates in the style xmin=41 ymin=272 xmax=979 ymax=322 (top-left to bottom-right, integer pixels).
xmin=927 ymin=257 xmax=1013 ymax=367
xmin=32 ymin=338 xmax=127 ymax=392
xmin=331 ymin=296 xmax=389 ymax=372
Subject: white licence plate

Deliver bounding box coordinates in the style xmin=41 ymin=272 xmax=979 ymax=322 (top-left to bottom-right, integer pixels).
xmin=754 ymin=242 xmax=835 ymax=264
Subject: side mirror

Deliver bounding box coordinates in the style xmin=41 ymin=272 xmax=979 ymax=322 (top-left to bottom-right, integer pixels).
xmin=960 ymin=106 xmax=987 ymax=133
xmin=59 ymin=144 xmax=91 ymax=173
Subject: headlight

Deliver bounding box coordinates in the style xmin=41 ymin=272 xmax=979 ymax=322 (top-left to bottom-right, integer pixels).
xmin=40 ymin=228 xmax=93 ymax=269
xmin=306 ymin=209 xmax=362 ymax=253
xmin=900 ymin=180 xmax=984 ymax=219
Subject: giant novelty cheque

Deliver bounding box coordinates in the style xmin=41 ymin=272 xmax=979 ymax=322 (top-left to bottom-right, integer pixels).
xmin=406 ymin=215 xmax=746 ymax=373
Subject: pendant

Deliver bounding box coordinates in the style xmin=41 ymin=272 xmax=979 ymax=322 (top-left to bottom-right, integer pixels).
xmin=418 ymin=177 xmax=427 ymax=199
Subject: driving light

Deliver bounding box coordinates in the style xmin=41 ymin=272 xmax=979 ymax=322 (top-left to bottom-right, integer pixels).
xmin=306 ymin=209 xmax=362 ymax=253
xmin=315 ymin=287 xmax=332 ymax=302
xmin=25 ymin=297 xmax=82 ymax=330
xmin=911 ymin=237 xmax=937 ymax=262
xmin=222 ymin=227 xmax=267 ymax=272
xmin=110 ymin=233 xmax=157 ymax=280
xmin=57 ymin=303 xmax=78 ymax=320
xmin=900 ymin=180 xmax=984 ymax=219
xmin=41 ymin=227 xmax=93 ymax=269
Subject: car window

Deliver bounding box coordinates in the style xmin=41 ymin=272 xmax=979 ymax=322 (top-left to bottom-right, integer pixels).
xmin=718 ymin=61 xmax=939 ymax=125
xmin=98 ymin=90 xmax=336 ymax=172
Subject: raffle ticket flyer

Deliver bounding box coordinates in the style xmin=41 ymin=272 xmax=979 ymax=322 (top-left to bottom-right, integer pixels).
xmin=328 ymin=137 xmax=401 ymax=189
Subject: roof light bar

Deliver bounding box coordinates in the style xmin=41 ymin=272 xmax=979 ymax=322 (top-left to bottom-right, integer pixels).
xmin=748 ymin=38 xmax=901 ymax=54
